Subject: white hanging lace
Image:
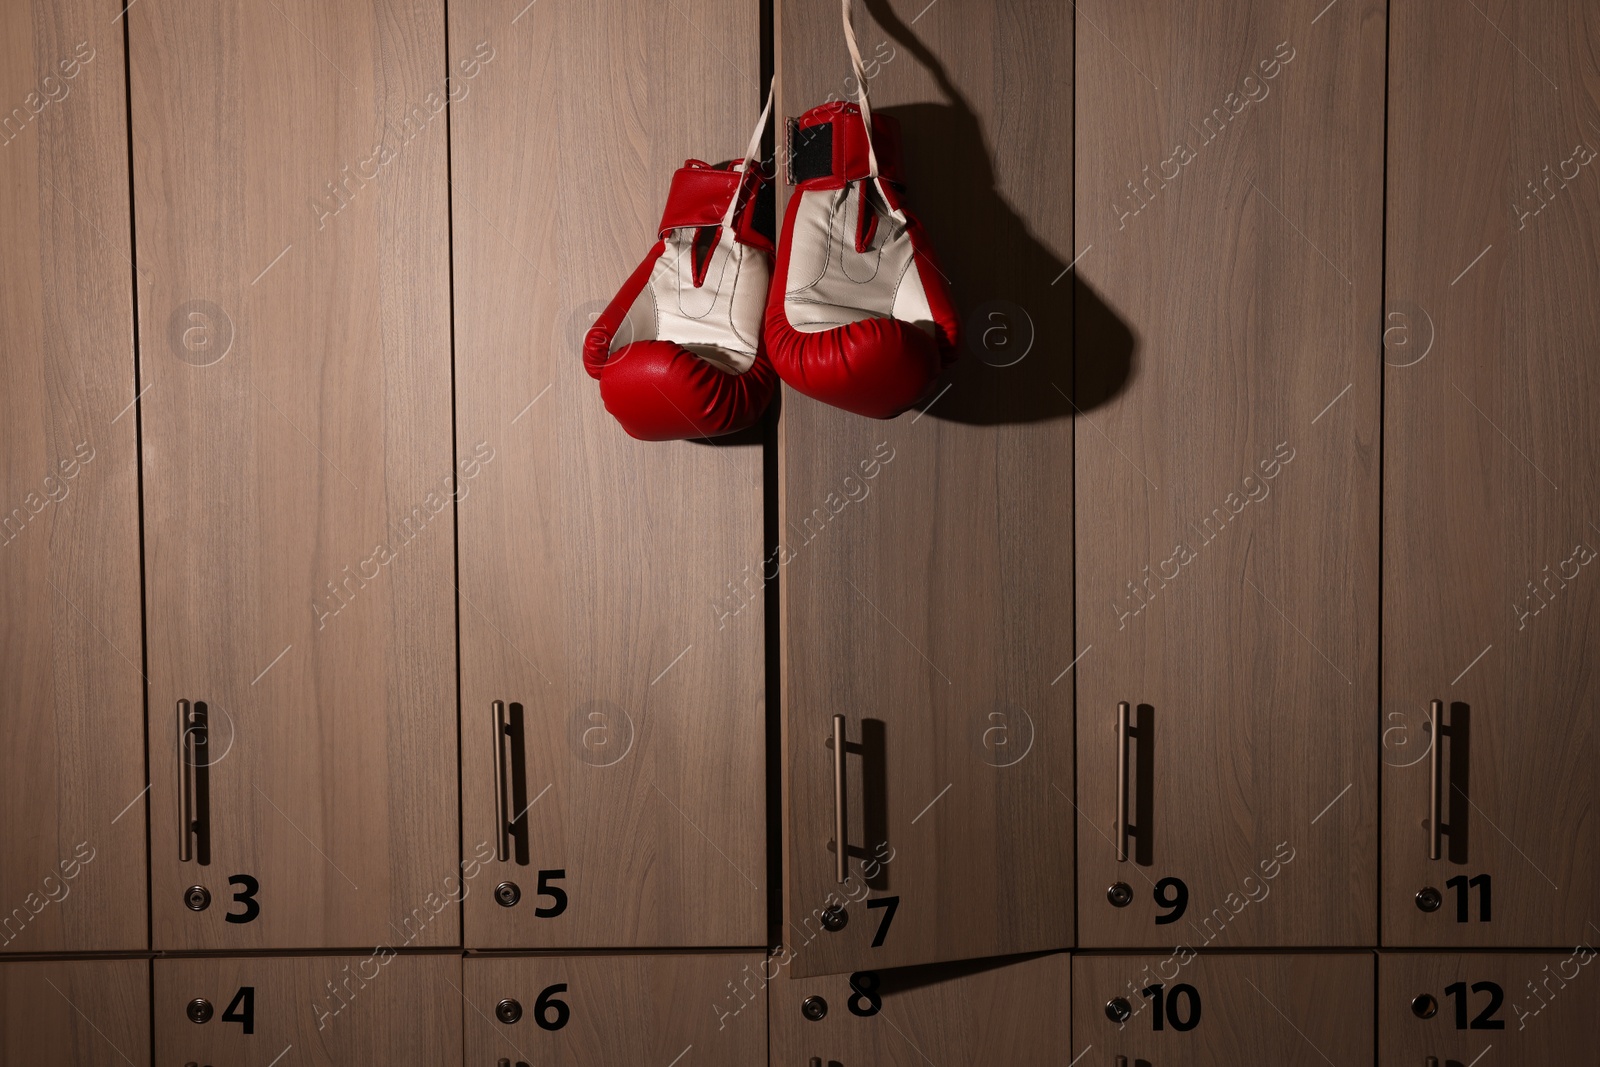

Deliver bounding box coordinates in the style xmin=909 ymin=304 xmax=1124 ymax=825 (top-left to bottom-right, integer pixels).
xmin=840 ymin=0 xmax=899 ymax=218
xmin=721 ymin=78 xmax=777 ymax=230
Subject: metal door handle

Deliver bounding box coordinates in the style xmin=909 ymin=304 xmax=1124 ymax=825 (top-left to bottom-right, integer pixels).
xmin=494 ymin=700 xmax=512 ymax=862
xmin=1429 ymin=699 xmax=1442 ymax=861
xmin=178 ymin=700 xmax=193 ymax=861
xmin=178 ymin=700 xmax=208 ymax=862
xmin=831 ymin=713 xmax=847 ymax=883
xmin=1117 ymin=701 xmax=1130 ymax=862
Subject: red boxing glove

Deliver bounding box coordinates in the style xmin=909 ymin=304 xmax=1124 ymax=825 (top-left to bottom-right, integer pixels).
xmin=764 ymin=101 xmax=959 ymax=419
xmin=585 ymin=144 xmax=777 ymax=441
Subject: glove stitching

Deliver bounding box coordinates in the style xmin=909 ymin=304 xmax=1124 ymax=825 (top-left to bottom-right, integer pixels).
xmin=726 ymin=246 xmax=756 ymax=356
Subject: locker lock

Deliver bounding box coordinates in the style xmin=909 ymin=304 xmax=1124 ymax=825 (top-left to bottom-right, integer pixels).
xmin=1106 ymin=882 xmax=1133 ymax=907
xmin=1411 ymin=993 xmax=1438 ymax=1019
xmin=495 ymin=998 xmax=523 ymax=1024
xmin=1105 ymin=997 xmax=1133 ymax=1023
xmin=1414 ymin=886 xmax=1442 ymax=912
xmin=184 ymin=885 xmax=211 ymax=911
xmin=186 ymin=998 xmax=214 ymax=1024
xmin=800 ymin=995 xmax=828 ymax=1021
xmin=495 ymin=881 xmax=521 ymax=907
xmin=820 ymin=905 xmax=848 ymax=932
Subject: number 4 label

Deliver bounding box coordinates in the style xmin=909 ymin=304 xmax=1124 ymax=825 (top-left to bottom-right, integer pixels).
xmin=222 ymin=986 xmax=254 ymax=1034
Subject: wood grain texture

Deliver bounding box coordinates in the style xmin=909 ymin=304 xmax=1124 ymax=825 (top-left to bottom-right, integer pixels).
xmin=1073 ymin=951 xmax=1374 ymax=1064
xmin=130 ymin=0 xmax=459 ymax=949
xmin=450 ymin=0 xmax=766 ymax=949
xmin=772 ymin=952 xmax=1069 ymax=1066
xmin=1378 ymin=951 xmax=1599 ymax=1062
xmin=155 ymin=953 xmax=461 ymax=1064
xmin=0 ymin=959 xmax=150 ymax=1066
xmin=464 ymin=953 xmax=765 ymax=1065
xmin=0 ymin=0 xmax=147 ymax=954
xmin=1074 ymin=0 xmax=1384 ymax=947
xmin=1382 ymin=0 xmax=1600 ymax=947
xmin=778 ymin=0 xmax=1076 ymax=979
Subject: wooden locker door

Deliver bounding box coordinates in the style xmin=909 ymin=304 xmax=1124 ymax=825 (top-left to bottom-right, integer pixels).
xmin=450 ymin=0 xmax=765 ymax=949
xmin=130 ymin=0 xmax=459 ymax=950
xmin=1379 ymin=951 xmax=1599 ymax=1064
xmin=155 ymin=954 xmax=461 ymax=1064
xmin=771 ymin=953 xmax=1069 ymax=1067
xmin=1074 ymin=0 xmax=1384 ymax=947
xmin=777 ymin=0 xmax=1075 ymax=978
xmin=0 ymin=0 xmax=147 ymax=954
xmin=1 ymin=960 xmax=150 ymax=1067
xmin=1382 ymin=0 xmax=1600 ymax=947
xmin=1073 ymin=952 xmax=1374 ymax=1065
xmin=463 ymin=953 xmax=765 ymax=1065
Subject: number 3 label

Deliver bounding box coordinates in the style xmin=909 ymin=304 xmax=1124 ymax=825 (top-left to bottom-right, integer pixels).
xmin=226 ymin=874 xmax=260 ymax=924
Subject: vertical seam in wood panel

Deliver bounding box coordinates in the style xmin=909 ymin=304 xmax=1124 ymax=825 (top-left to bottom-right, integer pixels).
xmin=1069 ymin=0 xmax=1080 ymax=956
xmin=119 ymin=0 xmax=164 ymax=1046
xmin=118 ymin=0 xmax=155 ymax=971
xmin=761 ymin=0 xmax=782 ymax=970
xmin=442 ymin=0 xmax=466 ymax=956
xmin=1378 ymin=0 xmax=1391 ymax=973
xmin=1371 ymin=947 xmax=1380 ymax=1063
xmin=148 ymin=955 xmax=157 ymax=1064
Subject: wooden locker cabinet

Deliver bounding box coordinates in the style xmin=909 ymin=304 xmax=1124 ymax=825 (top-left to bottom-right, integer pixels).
xmin=450 ymin=0 xmax=766 ymax=950
xmin=130 ymin=0 xmax=460 ymax=950
xmin=1074 ymin=0 xmax=1384 ymax=948
xmin=1 ymin=960 xmax=151 ymax=1067
xmin=1073 ymin=952 xmax=1374 ymax=1064
xmin=1381 ymin=0 xmax=1600 ymax=948
xmin=771 ymin=953 xmax=1069 ymax=1067
xmin=777 ymin=0 xmax=1076 ymax=979
xmin=463 ymin=953 xmax=765 ymax=1066
xmin=155 ymin=953 xmax=461 ymax=1064
xmin=0 ymin=0 xmax=147 ymax=954
xmin=1379 ymin=951 xmax=1599 ymax=1064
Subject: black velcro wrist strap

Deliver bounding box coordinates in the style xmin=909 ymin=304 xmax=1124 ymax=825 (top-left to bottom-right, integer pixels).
xmin=787 ymin=116 xmax=833 ymax=186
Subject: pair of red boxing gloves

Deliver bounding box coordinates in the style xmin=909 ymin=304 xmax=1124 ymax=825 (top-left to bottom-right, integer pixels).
xmin=583 ymin=7 xmax=958 ymax=440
